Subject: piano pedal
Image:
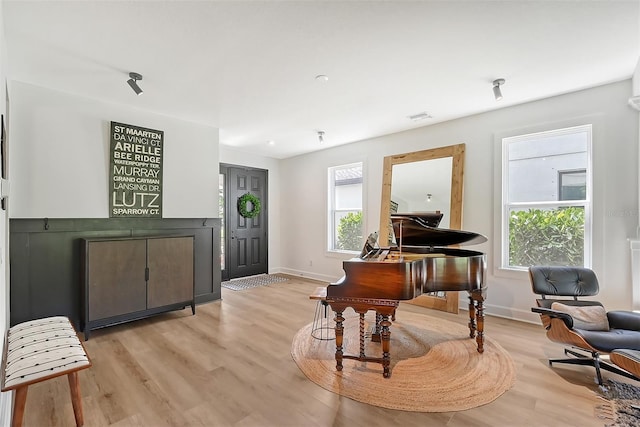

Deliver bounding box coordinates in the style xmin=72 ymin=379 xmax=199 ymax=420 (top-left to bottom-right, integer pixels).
xmin=362 ymin=325 xmax=375 ymax=340
xmin=368 ymin=325 xmax=382 ymax=342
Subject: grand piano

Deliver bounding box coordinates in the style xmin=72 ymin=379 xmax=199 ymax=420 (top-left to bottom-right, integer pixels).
xmin=324 ymin=212 xmax=487 ymax=378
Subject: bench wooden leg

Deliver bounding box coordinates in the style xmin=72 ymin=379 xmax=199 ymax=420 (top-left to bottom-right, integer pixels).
xmin=68 ymin=372 xmax=84 ymax=427
xmin=11 ymin=386 xmax=28 ymax=427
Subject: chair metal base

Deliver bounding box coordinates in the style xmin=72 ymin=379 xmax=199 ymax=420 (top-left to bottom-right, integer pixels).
xmin=549 ymin=347 xmax=639 ymax=385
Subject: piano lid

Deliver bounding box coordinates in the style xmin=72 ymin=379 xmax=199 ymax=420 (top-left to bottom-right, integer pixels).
xmin=391 ymin=213 xmax=487 ymax=247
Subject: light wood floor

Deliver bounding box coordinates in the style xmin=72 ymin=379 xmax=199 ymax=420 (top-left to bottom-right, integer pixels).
xmin=21 ymin=276 xmax=622 ymax=427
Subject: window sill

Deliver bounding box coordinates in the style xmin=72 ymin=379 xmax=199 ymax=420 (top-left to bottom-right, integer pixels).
xmin=326 ymin=249 xmax=360 ymax=259
xmin=492 ymin=265 xmax=530 ymax=281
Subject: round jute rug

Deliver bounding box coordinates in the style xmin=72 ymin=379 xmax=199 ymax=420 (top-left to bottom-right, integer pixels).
xmin=291 ymin=309 xmax=516 ymax=412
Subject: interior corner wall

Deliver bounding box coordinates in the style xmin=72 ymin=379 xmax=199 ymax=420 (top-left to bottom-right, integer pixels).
xmin=8 ymin=81 xmax=219 ymax=219
xmin=0 ymin=0 xmax=11 ymax=422
xmin=633 ymin=57 xmax=640 ymax=233
xmin=280 ymin=80 xmax=639 ymax=322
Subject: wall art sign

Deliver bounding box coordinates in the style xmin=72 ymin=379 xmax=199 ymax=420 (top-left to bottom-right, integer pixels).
xmin=109 ymin=121 xmax=163 ymax=218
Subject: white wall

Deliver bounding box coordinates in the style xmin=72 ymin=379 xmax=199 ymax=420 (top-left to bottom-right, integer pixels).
xmin=4 ymin=64 xmax=638 ymax=330
xmin=4 ymin=80 xmax=221 ymax=425
xmin=280 ymin=80 xmax=639 ymax=322
xmin=219 ymin=145 xmax=281 ymax=274
xmin=8 ymin=82 xmax=219 ymax=219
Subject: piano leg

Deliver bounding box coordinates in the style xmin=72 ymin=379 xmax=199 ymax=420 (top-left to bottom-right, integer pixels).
xmin=359 ymin=313 xmax=366 ymax=358
xmin=380 ymin=314 xmax=392 ymax=378
xmin=468 ymin=293 xmax=485 ymax=354
xmin=334 ymin=310 xmax=345 ymax=371
xmin=476 ymin=299 xmax=485 ymax=354
xmin=468 ymin=295 xmax=477 ymax=339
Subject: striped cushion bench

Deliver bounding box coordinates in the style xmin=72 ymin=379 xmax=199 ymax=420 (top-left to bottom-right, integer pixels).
xmin=1 ymin=316 xmax=91 ymax=427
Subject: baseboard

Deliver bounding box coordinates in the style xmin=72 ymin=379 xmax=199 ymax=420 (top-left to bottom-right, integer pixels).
xmin=273 ymin=268 xmax=336 ymax=284
xmin=477 ymin=303 xmax=541 ymax=324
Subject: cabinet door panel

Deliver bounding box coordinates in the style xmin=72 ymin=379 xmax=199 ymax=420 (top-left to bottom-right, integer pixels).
xmin=88 ymin=240 xmax=147 ymax=320
xmin=147 ymin=236 xmax=194 ymax=309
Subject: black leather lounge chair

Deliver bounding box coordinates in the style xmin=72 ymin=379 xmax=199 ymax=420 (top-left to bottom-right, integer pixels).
xmin=529 ymin=265 xmax=640 ymax=385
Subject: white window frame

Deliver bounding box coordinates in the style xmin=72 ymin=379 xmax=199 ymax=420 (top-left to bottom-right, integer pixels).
xmin=500 ymin=124 xmax=593 ymax=271
xmin=327 ymin=162 xmax=364 ymax=254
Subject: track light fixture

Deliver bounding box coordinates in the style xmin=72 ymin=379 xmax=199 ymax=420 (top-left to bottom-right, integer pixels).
xmin=317 ymin=131 xmax=325 ymax=143
xmin=127 ymin=72 xmax=143 ymax=95
xmin=492 ymin=78 xmax=505 ymax=101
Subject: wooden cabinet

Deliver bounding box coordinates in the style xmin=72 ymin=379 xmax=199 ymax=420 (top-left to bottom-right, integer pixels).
xmin=81 ymin=235 xmax=195 ymax=339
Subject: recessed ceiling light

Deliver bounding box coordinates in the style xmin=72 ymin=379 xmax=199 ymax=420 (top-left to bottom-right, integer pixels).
xmin=267 ymin=140 xmax=275 ymax=146
xmin=407 ymin=112 xmax=432 ymax=121
xmin=315 ymin=74 xmax=329 ymax=82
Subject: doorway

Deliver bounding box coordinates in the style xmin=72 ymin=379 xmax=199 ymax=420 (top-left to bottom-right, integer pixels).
xmin=219 ymin=164 xmax=268 ymax=281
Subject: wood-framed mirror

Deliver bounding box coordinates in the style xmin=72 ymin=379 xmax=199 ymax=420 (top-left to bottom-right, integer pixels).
xmin=378 ymin=143 xmax=465 ymax=313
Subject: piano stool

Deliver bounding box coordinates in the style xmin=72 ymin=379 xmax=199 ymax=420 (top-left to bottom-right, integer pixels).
xmin=1 ymin=316 xmax=92 ymax=427
xmin=309 ymin=287 xmax=335 ymax=341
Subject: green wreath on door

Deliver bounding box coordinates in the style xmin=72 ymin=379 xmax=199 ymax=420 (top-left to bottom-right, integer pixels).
xmin=238 ymin=193 xmax=262 ymax=219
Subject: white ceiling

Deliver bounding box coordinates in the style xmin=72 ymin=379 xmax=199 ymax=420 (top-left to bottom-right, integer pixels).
xmin=3 ymin=1 xmax=639 ymax=159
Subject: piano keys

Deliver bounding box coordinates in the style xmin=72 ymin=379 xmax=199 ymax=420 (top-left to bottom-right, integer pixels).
xmin=324 ymin=213 xmax=487 ymax=378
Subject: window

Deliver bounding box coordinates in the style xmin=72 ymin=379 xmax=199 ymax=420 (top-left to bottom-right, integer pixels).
xmin=558 ymin=169 xmax=586 ymax=201
xmin=501 ymin=125 xmax=591 ymax=269
xmin=328 ymin=162 xmax=363 ymax=252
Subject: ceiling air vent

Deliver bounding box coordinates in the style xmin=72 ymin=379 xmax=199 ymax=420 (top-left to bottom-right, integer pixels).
xmin=407 ymin=112 xmax=432 ymax=121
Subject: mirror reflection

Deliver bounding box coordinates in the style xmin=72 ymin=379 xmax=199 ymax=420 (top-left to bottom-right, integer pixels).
xmin=390 ymin=157 xmax=453 ymax=229
xmin=378 ymin=143 xmax=465 ymax=248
